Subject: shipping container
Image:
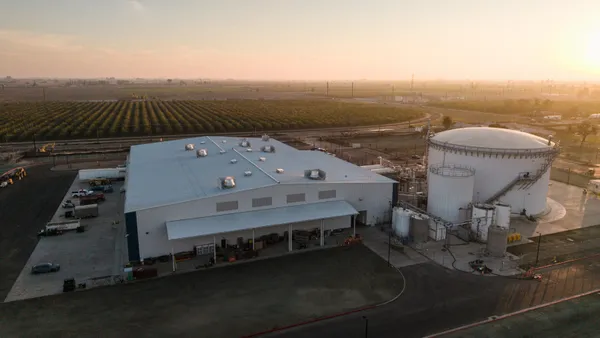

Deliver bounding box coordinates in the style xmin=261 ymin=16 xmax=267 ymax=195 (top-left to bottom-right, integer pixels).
xmin=74 ymin=204 xmax=99 ymax=218
xmin=78 ymin=168 xmax=126 ymax=181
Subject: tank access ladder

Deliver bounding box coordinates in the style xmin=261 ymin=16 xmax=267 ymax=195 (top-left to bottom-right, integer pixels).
xmin=485 ymin=152 xmax=557 ymax=204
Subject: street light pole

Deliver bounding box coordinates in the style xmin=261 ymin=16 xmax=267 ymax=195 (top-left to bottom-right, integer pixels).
xmin=388 ymin=229 xmax=391 ymax=267
xmin=362 ymin=316 xmax=369 ymax=338
xmin=534 ymin=232 xmax=542 ymax=267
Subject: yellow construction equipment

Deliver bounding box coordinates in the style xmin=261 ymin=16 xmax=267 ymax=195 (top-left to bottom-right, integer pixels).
xmin=38 ymin=143 xmax=55 ymax=153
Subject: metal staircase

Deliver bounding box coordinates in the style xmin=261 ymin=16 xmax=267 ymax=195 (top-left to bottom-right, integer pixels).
xmin=485 ymin=152 xmax=557 ymax=204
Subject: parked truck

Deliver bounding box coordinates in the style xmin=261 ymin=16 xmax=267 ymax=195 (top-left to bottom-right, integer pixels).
xmin=90 ymin=184 xmax=113 ymax=193
xmin=79 ymin=168 xmax=126 ymax=182
xmin=74 ymin=204 xmax=99 ymax=218
xmin=79 ymin=193 xmax=105 ymax=205
xmin=38 ymin=220 xmax=83 ymax=236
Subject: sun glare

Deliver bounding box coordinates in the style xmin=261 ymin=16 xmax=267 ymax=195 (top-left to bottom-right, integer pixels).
xmin=583 ymin=31 xmax=600 ymax=71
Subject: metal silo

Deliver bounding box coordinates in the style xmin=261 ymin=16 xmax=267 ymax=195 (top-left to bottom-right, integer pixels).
xmin=426 ymin=164 xmax=475 ymax=223
xmin=487 ymin=225 xmax=509 ymax=257
xmin=471 ymin=203 xmax=495 ymax=242
xmin=427 ymin=127 xmax=559 ymax=216
xmin=494 ymin=203 xmax=511 ymax=229
xmin=410 ymin=214 xmax=429 ymax=243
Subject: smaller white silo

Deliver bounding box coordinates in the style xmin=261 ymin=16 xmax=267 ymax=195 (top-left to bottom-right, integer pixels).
xmin=393 ymin=209 xmax=413 ymax=238
xmin=471 ymin=204 xmax=495 ymax=242
xmin=410 ymin=214 xmax=429 ymax=243
xmin=494 ymin=203 xmax=511 ymax=229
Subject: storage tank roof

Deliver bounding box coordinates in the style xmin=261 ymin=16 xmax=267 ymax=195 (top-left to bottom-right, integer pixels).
xmin=432 ymin=127 xmax=553 ymax=150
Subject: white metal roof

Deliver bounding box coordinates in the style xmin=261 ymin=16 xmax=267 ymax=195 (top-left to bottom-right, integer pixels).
xmin=166 ymin=200 xmax=358 ymax=240
xmin=125 ymin=136 xmax=395 ymax=213
xmin=431 ymin=127 xmax=553 ymax=150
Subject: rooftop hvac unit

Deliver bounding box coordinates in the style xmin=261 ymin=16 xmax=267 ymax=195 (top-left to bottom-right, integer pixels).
xmin=220 ymin=176 xmax=236 ymax=189
xmin=196 ymin=149 xmax=208 ymax=157
xmin=276 ymin=168 xmax=285 ymax=174
xmin=200 ymin=141 xmax=206 ymax=144
xmin=219 ymin=150 xmax=226 ymax=154
xmin=246 ymin=148 xmax=253 ymax=152
xmin=230 ymin=159 xmax=238 ymax=164
xmin=184 ymin=144 xmax=195 ymax=151
xmin=258 ymin=157 xmax=266 ymax=162
xmin=304 ymin=169 xmax=327 ymax=180
xmin=222 ymin=140 xmax=227 ymax=143
xmin=261 ymin=145 xmax=275 ymax=153
xmin=244 ymin=171 xmax=252 ymax=176
xmin=262 ymin=134 xmax=270 ymax=141
xmin=240 ymin=139 xmax=251 ymax=148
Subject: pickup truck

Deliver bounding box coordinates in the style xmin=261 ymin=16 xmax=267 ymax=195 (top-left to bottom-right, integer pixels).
xmin=90 ymin=185 xmax=114 ymax=193
xmin=72 ymin=190 xmax=93 ymax=198
xmin=80 ymin=193 xmax=105 ymax=205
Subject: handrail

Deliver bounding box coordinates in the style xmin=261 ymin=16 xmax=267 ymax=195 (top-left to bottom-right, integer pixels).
xmin=428 ymin=138 xmax=559 ymax=157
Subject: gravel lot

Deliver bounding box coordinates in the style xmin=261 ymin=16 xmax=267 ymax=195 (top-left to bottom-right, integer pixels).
xmin=0 ymin=165 xmax=76 ymax=300
xmin=0 ymin=244 xmax=404 ymax=338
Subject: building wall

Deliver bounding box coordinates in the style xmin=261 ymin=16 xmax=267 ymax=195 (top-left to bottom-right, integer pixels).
xmin=133 ymin=182 xmax=393 ymax=259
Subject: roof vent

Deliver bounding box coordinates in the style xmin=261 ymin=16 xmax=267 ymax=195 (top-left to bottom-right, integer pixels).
xmin=222 ymin=140 xmax=227 ymax=143
xmin=219 ymin=150 xmax=226 ymax=154
xmin=200 ymin=141 xmax=206 ymax=144
xmin=261 ymin=145 xmax=275 ymax=153
xmin=184 ymin=144 xmax=195 ymax=151
xmin=219 ymin=176 xmax=236 ymax=189
xmin=258 ymin=157 xmax=266 ymax=162
xmin=244 ymin=171 xmax=252 ymax=176
xmin=246 ymin=148 xmax=253 ymax=152
xmin=262 ymin=134 xmax=270 ymax=141
xmin=276 ymin=168 xmax=285 ymax=174
xmin=196 ymin=149 xmax=208 ymax=157
xmin=304 ymin=169 xmax=327 ymax=180
xmin=240 ymin=139 xmax=252 ymax=148
xmin=230 ymin=159 xmax=238 ymax=164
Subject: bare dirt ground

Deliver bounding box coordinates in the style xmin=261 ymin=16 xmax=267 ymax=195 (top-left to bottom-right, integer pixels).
xmin=0 ymin=244 xmax=404 ymax=338
xmin=0 ymin=165 xmax=76 ymax=300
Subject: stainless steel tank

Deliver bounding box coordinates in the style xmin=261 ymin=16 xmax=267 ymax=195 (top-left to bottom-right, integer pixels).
xmin=486 ymin=225 xmax=509 ymax=257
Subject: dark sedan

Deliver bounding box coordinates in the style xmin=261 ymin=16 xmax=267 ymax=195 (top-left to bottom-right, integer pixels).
xmin=31 ymin=263 xmax=61 ymax=274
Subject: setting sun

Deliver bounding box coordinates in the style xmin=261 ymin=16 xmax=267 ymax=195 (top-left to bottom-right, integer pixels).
xmin=583 ymin=31 xmax=600 ymax=71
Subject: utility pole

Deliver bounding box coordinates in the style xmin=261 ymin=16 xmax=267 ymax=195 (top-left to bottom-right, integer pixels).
xmin=326 ymin=81 xmax=329 ymax=96
xmin=351 ymin=82 xmax=354 ymax=98
xmin=387 ymin=228 xmax=392 ymax=267
xmin=362 ymin=316 xmax=369 ymax=338
xmin=534 ymin=232 xmax=542 ymax=267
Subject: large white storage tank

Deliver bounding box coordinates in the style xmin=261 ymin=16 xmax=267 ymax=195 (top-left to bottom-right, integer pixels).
xmin=471 ymin=204 xmax=495 ymax=242
xmin=427 ymin=164 xmax=476 ymax=223
xmin=494 ymin=203 xmax=511 ymax=229
xmin=427 ymin=127 xmax=559 ymax=216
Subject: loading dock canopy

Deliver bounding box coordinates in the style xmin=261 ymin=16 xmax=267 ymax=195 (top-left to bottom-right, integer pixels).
xmin=166 ymin=200 xmax=358 ymax=240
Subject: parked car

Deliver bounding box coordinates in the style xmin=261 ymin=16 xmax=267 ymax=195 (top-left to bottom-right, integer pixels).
xmin=31 ymin=263 xmax=61 ymax=274
xmin=72 ymin=190 xmax=93 ymax=198
xmin=62 ymin=200 xmax=75 ymax=208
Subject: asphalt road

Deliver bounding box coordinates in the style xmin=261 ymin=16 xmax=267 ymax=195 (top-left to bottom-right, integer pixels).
xmin=266 ymin=256 xmax=600 ymax=338
xmin=0 ymin=165 xmax=76 ymax=300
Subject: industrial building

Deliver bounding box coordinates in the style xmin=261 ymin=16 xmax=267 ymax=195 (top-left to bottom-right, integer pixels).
xmin=424 ymin=127 xmax=559 ymax=242
xmin=123 ymin=136 xmax=398 ymax=262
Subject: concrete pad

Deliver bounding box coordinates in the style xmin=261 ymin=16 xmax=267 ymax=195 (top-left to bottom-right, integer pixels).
xmin=361 ymin=226 xmax=428 ymax=268
xmin=4 ymin=178 xmax=127 ymax=302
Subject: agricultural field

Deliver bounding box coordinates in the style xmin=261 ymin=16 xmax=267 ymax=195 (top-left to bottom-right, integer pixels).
xmin=0 ymin=100 xmax=423 ymax=142
xmin=429 ymin=99 xmax=600 ymax=118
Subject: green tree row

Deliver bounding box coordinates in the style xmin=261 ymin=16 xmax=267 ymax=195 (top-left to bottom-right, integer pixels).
xmin=0 ymin=100 xmax=423 ymax=141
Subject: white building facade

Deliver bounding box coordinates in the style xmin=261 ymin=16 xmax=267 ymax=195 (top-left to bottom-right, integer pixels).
xmin=124 ymin=136 xmax=397 ymax=262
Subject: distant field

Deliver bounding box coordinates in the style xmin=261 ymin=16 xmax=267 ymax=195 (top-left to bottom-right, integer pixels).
xmin=429 ymin=99 xmax=600 ymax=118
xmin=0 ymin=100 xmax=423 ymax=141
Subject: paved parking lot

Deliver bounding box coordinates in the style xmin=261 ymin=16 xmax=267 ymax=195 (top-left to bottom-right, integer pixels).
xmin=0 ymin=165 xmax=76 ymax=301
xmin=4 ymin=178 xmax=127 ymax=302
xmin=0 ymin=244 xmax=404 ymax=338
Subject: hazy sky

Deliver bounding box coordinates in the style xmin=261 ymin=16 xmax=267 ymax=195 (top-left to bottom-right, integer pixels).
xmin=1 ymin=0 xmax=600 ymax=81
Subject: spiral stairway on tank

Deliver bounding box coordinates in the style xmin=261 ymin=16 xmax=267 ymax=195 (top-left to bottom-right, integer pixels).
xmin=484 ymin=151 xmax=558 ymax=204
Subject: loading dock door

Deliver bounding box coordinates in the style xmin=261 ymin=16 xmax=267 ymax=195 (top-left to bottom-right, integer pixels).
xmin=357 ymin=211 xmax=367 ymax=226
